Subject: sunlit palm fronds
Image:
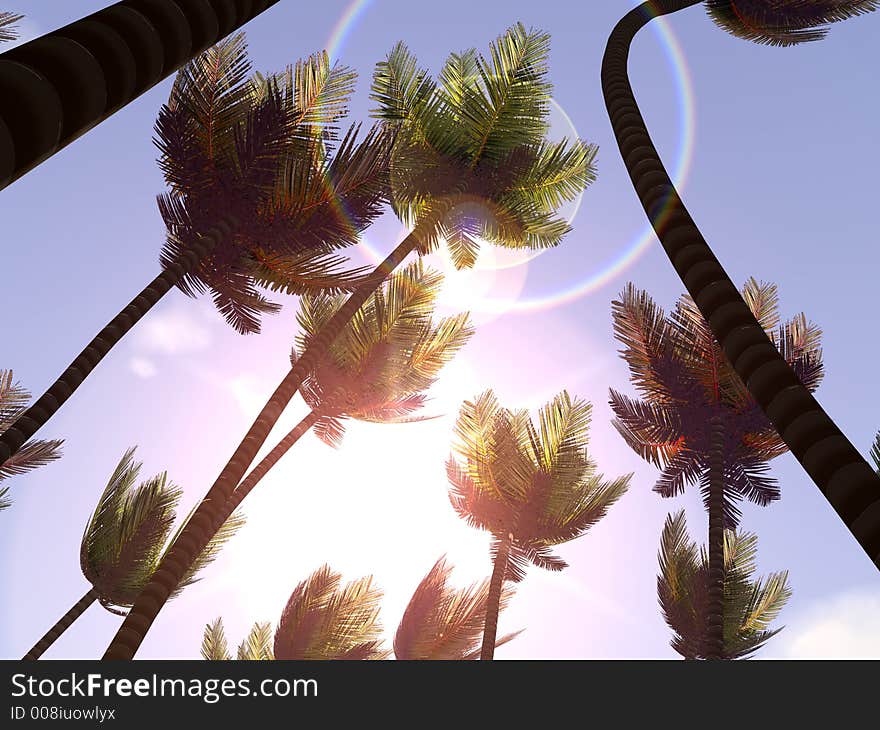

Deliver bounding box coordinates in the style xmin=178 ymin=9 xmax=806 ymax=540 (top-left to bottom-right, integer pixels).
xmin=609 ymin=279 xmax=822 ymax=527
xmin=273 ymin=565 xmax=388 ymax=660
xmin=0 ymin=11 xmax=22 ymax=43
xmin=449 ymin=389 xmax=630 ymax=581
xmin=394 ymin=556 xmax=520 ymax=660
xmin=292 ymin=261 xmax=473 ymax=446
xmin=201 ymin=618 xmax=232 ymax=660
xmin=0 ymin=370 xmax=63 ymax=508
xmin=706 ymin=0 xmax=879 ymax=46
xmin=236 ymin=622 xmax=274 ymax=660
xmin=658 ymin=510 xmax=791 ymax=659
xmin=370 ymin=24 xmax=597 ymax=267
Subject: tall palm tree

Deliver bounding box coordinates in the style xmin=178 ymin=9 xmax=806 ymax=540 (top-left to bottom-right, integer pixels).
xmin=601 ymin=0 xmax=880 ymax=570
xmin=105 ymin=23 xmax=598 ymax=660
xmin=201 ymin=565 xmax=387 ymax=660
xmin=609 ymin=278 xmax=821 ymax=658
xmin=658 ymin=510 xmax=791 ymax=659
xmin=125 ymin=262 xmax=471 ymax=653
xmin=0 ymin=370 xmax=62 ymax=511
xmin=394 ymin=556 xmax=521 ymax=660
xmin=0 ymin=1 xmax=280 ymax=189
xmin=22 ymin=448 xmax=241 ymax=659
xmin=0 ymin=34 xmax=389 ymax=471
xmin=447 ymin=389 xmax=631 ymax=659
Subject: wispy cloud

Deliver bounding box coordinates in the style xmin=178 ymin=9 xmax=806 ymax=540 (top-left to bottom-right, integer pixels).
xmin=134 ymin=305 xmax=212 ymax=356
xmin=129 ymin=357 xmax=157 ymax=379
xmin=770 ymin=588 xmax=880 ymax=659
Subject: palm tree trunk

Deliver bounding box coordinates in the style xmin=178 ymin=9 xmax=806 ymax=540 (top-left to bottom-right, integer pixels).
xmin=225 ymin=409 xmax=323 ymax=514
xmin=0 ymin=1 xmax=279 ymax=191
xmin=603 ymin=0 xmax=880 ymax=569
xmin=0 ymin=220 xmax=234 ymax=468
xmin=480 ymin=535 xmax=512 ymax=661
xmin=705 ymin=413 xmax=725 ymax=660
xmin=22 ymin=587 xmax=98 ymax=659
xmin=103 ymin=231 xmax=420 ymax=659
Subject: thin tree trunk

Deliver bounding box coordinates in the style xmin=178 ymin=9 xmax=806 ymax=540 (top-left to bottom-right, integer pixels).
xmin=602 ymin=0 xmax=880 ymax=568
xmin=0 ymin=1 xmax=279 ymax=191
xmin=23 ymin=587 xmax=98 ymax=660
xmin=705 ymin=413 xmax=725 ymax=660
xmin=481 ymin=535 xmax=512 ymax=661
xmin=0 ymin=221 xmax=233 ymax=468
xmin=103 ymin=231 xmax=420 ymax=659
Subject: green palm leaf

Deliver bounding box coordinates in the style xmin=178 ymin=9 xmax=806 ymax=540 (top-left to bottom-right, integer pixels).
xmin=236 ymin=622 xmax=274 ymax=660
xmin=201 ymin=618 xmax=232 ymax=660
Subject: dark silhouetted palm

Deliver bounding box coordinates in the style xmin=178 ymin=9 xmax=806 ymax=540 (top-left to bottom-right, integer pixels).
xmin=0 ymin=11 xmax=21 ymax=43
xmin=871 ymin=432 xmax=880 ymax=474
xmin=609 ymin=278 xmax=821 ymax=658
xmin=394 ymin=556 xmax=521 ymax=660
xmin=0 ymin=370 xmax=62 ymax=511
xmin=23 ymin=448 xmax=241 ymax=659
xmin=1 ymin=33 xmax=388 ymax=470
xmin=202 ymin=565 xmax=387 ymax=660
xmin=448 ymin=389 xmax=630 ymax=659
xmin=104 ymin=21 xmax=599 ymax=661
xmin=602 ymin=0 xmax=880 ymax=571
xmin=658 ymin=510 xmax=791 ymax=659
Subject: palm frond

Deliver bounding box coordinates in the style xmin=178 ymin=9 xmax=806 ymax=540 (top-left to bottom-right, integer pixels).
xmin=201 ymin=618 xmax=232 ymax=660
xmin=236 ymin=622 xmax=274 ymax=660
xmin=870 ymin=431 xmax=880 ymax=473
xmin=169 ymin=509 xmax=246 ymax=598
xmin=0 ymin=12 xmax=22 ymax=43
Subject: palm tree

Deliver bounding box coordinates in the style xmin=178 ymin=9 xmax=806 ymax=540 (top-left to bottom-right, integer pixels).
xmin=0 ymin=1 xmax=280 ymax=189
xmin=394 ymin=556 xmax=521 ymax=660
xmin=202 ymin=565 xmax=387 ymax=660
xmin=122 ymin=262 xmax=471 ymax=653
xmin=0 ymin=370 xmax=62 ymax=511
xmin=0 ymin=11 xmax=21 ymax=43
xmin=601 ymin=0 xmax=880 ymax=570
xmin=105 ymin=23 xmax=599 ymax=660
xmin=0 ymin=34 xmax=389 ymax=471
xmin=22 ymin=448 xmax=241 ymax=659
xmin=871 ymin=432 xmax=880 ymax=473
xmin=447 ymin=389 xmax=631 ymax=659
xmin=658 ymin=510 xmax=791 ymax=659
xmin=609 ymin=278 xmax=821 ymax=658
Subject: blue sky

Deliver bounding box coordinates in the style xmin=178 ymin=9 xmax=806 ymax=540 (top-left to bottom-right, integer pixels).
xmin=2 ymin=0 xmax=879 ymax=659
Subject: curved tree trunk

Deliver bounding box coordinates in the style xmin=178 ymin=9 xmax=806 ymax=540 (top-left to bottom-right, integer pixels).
xmin=23 ymin=587 xmax=98 ymax=660
xmin=480 ymin=535 xmax=512 ymax=661
xmin=103 ymin=231 xmax=420 ymax=659
xmin=705 ymin=413 xmax=725 ymax=660
xmin=602 ymin=0 xmax=880 ymax=569
xmin=0 ymin=220 xmax=233 ymax=468
xmin=0 ymin=1 xmax=279 ymax=190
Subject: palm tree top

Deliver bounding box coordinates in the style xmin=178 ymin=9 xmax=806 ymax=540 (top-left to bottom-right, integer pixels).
xmin=273 ymin=564 xmax=388 ymax=660
xmin=155 ymin=33 xmax=391 ymax=334
xmin=393 ymin=556 xmax=520 ymax=660
xmin=0 ymin=11 xmax=22 ymax=43
xmin=705 ymin=0 xmax=878 ymax=46
xmin=293 ymin=260 xmax=473 ymax=446
xmin=658 ymin=510 xmax=791 ymax=659
xmin=201 ymin=618 xmax=274 ymax=660
xmin=0 ymin=369 xmax=63 ymax=511
xmin=370 ymin=23 xmax=598 ymax=269
xmin=448 ymin=389 xmax=630 ymax=580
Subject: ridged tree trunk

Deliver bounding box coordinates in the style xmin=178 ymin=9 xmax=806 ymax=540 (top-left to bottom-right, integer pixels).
xmin=103 ymin=232 xmax=420 ymax=659
xmin=480 ymin=534 xmax=512 ymax=661
xmin=602 ymin=0 xmax=880 ymax=568
xmin=705 ymin=413 xmax=725 ymax=660
xmin=0 ymin=1 xmax=279 ymax=190
xmin=0 ymin=219 xmax=235 ymax=467
xmin=23 ymin=587 xmax=98 ymax=660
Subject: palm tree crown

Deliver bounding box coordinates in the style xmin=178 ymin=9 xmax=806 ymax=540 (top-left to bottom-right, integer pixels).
xmin=294 ymin=260 xmax=473 ymax=447
xmin=609 ymin=279 xmax=823 ymax=527
xmin=156 ymin=32 xmax=390 ymax=333
xmin=0 ymin=370 xmax=62 ymax=511
xmin=658 ymin=510 xmax=791 ymax=659
xmin=394 ymin=556 xmax=519 ymax=660
xmin=370 ymin=23 xmax=598 ymax=269
xmin=448 ymin=389 xmax=631 ymax=580
xmin=706 ymin=0 xmax=879 ymax=46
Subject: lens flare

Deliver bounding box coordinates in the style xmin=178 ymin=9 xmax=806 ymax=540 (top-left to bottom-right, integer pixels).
xmin=325 ymin=0 xmax=696 ymax=314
